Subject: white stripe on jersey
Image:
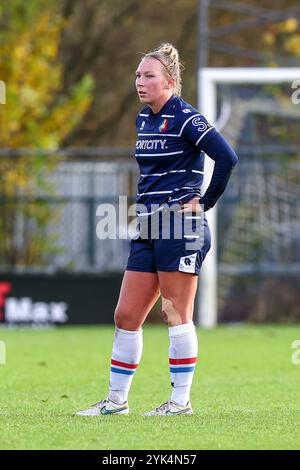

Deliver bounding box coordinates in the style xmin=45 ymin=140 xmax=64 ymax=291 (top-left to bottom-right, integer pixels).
xmin=178 ymin=114 xmax=200 ymax=136
xmin=138 ymin=206 xmax=165 ymax=216
xmin=140 ymin=172 xmax=168 ymax=177
xmin=161 ymin=114 xmax=175 ymax=118
xmin=195 ymin=126 xmax=213 ymax=145
xmin=169 ymin=193 xmax=200 ymax=203
xmin=138 ymin=133 xmax=179 ymax=137
xmin=138 ymin=114 xmax=202 ymax=138
xmin=191 ymin=169 xmax=204 ymax=174
xmin=135 ymin=150 xmax=184 ymax=157
xmin=174 ymin=187 xmax=199 ymax=191
xmin=139 ymin=113 xmax=149 ymax=117
xmin=137 ymin=190 xmax=173 ymax=196
xmin=140 ymin=169 xmax=186 ymax=177
xmin=138 ymin=115 xmax=214 ymax=143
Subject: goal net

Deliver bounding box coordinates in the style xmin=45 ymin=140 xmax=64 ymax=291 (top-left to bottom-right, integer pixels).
xmin=197 ymin=68 xmax=300 ymax=327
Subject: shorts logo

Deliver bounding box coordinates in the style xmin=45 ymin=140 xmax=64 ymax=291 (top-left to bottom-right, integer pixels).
xmin=179 ymin=253 xmax=197 ymax=274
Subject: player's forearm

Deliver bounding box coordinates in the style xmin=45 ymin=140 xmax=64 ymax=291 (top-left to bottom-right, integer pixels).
xmin=199 ymin=131 xmax=238 ymax=211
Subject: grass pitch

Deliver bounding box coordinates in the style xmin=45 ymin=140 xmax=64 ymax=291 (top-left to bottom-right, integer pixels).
xmin=0 ymin=324 xmax=299 ymax=450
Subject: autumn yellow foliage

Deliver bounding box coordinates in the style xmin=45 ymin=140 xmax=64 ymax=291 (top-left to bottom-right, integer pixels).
xmin=0 ymin=7 xmax=93 ymax=267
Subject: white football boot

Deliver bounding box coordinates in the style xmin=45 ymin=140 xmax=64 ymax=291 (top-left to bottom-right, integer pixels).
xmin=75 ymin=398 xmax=129 ymax=416
xmin=142 ymin=400 xmax=193 ymax=416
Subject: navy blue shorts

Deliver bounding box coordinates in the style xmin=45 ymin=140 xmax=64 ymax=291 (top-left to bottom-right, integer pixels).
xmin=126 ymin=206 xmax=211 ymax=275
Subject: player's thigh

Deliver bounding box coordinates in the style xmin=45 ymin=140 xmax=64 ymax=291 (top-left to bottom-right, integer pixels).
xmin=114 ymin=270 xmax=160 ymax=326
xmin=157 ymin=271 xmax=198 ymax=325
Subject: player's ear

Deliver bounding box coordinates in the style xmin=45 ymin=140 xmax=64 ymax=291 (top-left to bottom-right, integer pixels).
xmin=165 ymin=78 xmax=174 ymax=90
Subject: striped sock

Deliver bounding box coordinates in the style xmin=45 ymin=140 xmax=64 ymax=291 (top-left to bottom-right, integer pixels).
xmin=168 ymin=322 xmax=198 ymax=406
xmin=108 ymin=327 xmax=143 ymax=405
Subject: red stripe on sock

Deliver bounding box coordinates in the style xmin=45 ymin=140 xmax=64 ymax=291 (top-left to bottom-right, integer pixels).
xmin=111 ymin=359 xmax=138 ymax=369
xmin=169 ymin=357 xmax=197 ymax=365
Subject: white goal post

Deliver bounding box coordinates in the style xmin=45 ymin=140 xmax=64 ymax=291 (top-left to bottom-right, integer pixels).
xmin=197 ymin=67 xmax=300 ymax=328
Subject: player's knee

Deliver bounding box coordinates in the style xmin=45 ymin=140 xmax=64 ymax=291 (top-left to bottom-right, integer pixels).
xmin=114 ymin=306 xmax=129 ymax=327
xmin=114 ymin=307 xmax=139 ymax=331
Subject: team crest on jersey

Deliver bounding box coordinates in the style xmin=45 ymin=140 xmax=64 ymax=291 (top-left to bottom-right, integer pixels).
xmin=159 ymin=118 xmax=168 ymax=133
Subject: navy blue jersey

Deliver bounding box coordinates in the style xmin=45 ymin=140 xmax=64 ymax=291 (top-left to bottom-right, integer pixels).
xmin=134 ymin=94 xmax=238 ymax=215
xmin=135 ymin=94 xmax=212 ymax=213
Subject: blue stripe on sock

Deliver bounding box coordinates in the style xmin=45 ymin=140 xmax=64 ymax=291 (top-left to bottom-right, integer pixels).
xmin=110 ymin=367 xmax=135 ymax=375
xmin=170 ymin=366 xmax=195 ymax=373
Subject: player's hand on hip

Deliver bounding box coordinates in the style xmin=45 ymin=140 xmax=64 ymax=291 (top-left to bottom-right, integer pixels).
xmin=177 ymin=196 xmax=202 ymax=213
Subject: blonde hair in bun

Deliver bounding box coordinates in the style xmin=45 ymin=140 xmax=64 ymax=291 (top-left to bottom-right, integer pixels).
xmin=144 ymin=43 xmax=184 ymax=96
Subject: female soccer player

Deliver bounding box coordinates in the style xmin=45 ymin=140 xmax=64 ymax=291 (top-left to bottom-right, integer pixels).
xmin=76 ymin=43 xmax=238 ymax=416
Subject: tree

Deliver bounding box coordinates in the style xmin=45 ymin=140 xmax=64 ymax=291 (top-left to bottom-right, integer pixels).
xmin=0 ymin=1 xmax=93 ymax=267
xmin=59 ymin=0 xmax=199 ymax=146
xmin=58 ymin=0 xmax=300 ymax=146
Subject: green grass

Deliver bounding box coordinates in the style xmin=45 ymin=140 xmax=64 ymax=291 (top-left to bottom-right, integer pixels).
xmin=0 ymin=324 xmax=300 ymax=449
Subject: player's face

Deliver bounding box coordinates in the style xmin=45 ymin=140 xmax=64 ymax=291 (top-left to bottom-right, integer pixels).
xmin=135 ymin=58 xmax=173 ymax=107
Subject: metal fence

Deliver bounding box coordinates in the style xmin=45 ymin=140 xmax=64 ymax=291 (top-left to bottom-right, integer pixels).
xmin=1 ymin=147 xmax=300 ymax=321
xmin=0 ymin=149 xmax=300 ymax=273
xmin=217 ymin=155 xmax=300 ymax=322
xmin=0 ymin=148 xmax=138 ymax=273
xmin=1 ymin=147 xmax=300 ymax=273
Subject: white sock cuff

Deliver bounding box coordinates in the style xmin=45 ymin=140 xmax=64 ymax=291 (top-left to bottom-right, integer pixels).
xmin=116 ymin=327 xmax=143 ymax=336
xmin=168 ymin=321 xmax=195 ymax=337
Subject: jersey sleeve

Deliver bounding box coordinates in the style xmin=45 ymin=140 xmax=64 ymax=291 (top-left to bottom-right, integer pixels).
xmin=199 ymin=130 xmax=238 ymax=211
xmin=180 ymin=113 xmax=215 ymax=148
